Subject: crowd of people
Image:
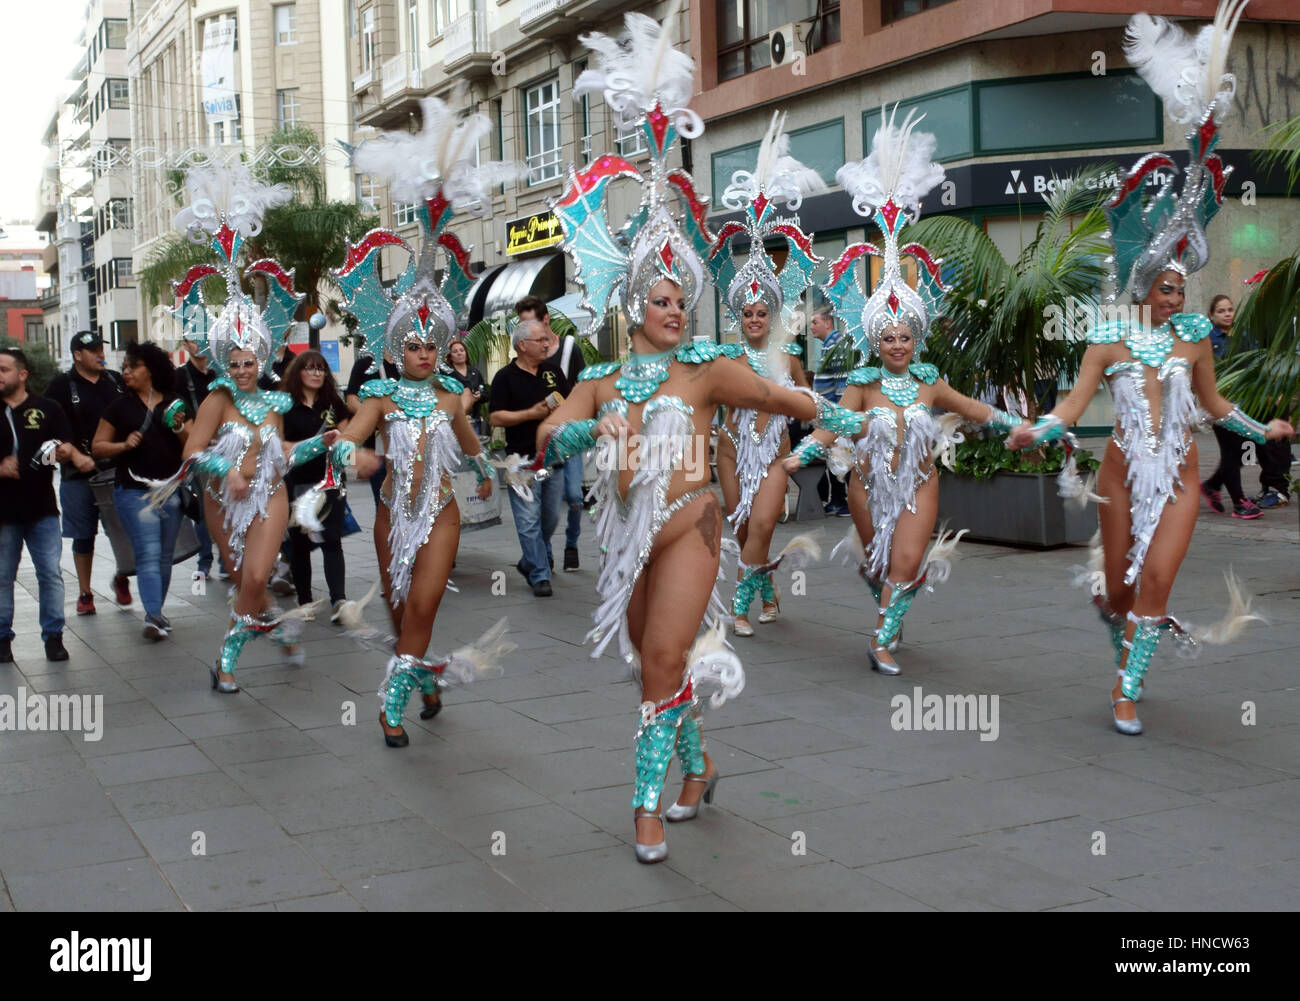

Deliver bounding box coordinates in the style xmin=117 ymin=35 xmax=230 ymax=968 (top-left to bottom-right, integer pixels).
xmin=1 ymin=4 xmax=1295 ymax=868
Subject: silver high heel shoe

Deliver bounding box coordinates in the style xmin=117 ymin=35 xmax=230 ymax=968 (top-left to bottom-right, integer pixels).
xmin=209 ymin=664 xmax=239 ymax=694
xmin=1111 ymin=695 xmax=1143 ymax=735
xmin=888 ymin=623 xmax=903 ymax=653
xmin=634 ymin=811 xmax=668 ymax=863
xmin=867 ymin=643 xmax=901 ymax=676
xmin=664 ymin=769 xmax=719 ymax=822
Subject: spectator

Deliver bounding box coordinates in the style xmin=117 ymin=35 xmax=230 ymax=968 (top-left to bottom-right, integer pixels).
xmin=0 ymin=347 xmax=91 ymax=663
xmin=808 ymin=305 xmax=853 ymax=516
xmin=44 ymin=330 xmax=134 ymax=613
xmin=489 ymin=318 xmax=565 ymax=596
xmin=258 ymin=342 xmax=296 ymax=390
xmin=282 ymin=350 xmax=351 ymax=620
xmin=93 ymin=342 xmax=187 ymax=640
xmin=345 ymin=350 xmax=400 ymax=511
xmin=1200 ymin=295 xmax=1261 ymax=519
xmin=444 ymin=337 xmax=487 ymax=435
xmin=517 ymin=294 xmax=586 ymax=570
xmin=177 ymin=335 xmax=228 ymax=580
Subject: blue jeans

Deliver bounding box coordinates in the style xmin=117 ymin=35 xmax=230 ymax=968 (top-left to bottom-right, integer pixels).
xmin=0 ymin=516 xmax=65 ymax=641
xmin=114 ymin=487 xmax=183 ymax=620
xmin=562 ymin=454 xmax=584 ymax=549
xmin=508 ymin=469 xmax=564 ymax=585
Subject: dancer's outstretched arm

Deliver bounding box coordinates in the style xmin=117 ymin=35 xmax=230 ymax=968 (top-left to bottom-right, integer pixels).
xmin=1006 ymin=345 xmax=1108 ymax=450
xmin=708 ymin=356 xmax=817 ymax=422
xmin=1189 ymin=338 xmax=1294 ymax=440
xmin=931 ymin=379 xmax=1021 ymax=432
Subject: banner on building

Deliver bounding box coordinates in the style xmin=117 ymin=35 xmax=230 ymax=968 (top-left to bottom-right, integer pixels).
xmin=201 ymin=18 xmax=238 ymax=123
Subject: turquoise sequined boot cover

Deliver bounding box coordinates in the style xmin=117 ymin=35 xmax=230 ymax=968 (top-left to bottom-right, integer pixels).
xmin=633 ymin=685 xmax=695 ymax=812
xmin=219 ymin=613 xmax=272 ymax=675
xmin=1094 ymin=597 xmax=1126 ymax=668
xmin=875 ymin=580 xmax=919 ymax=650
xmin=732 ymin=561 xmax=762 ymax=618
xmin=1120 ymin=614 xmax=1167 ymax=702
xmin=758 ymin=571 xmax=776 ymax=607
xmin=675 ymin=711 xmax=706 ymax=777
xmin=380 ymin=654 xmax=437 ymax=727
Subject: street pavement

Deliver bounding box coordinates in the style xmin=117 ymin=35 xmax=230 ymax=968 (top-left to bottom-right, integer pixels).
xmin=1 ymin=439 xmax=1297 ymax=911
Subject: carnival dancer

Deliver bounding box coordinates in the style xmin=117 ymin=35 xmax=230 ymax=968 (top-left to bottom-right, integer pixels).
xmin=1007 ymin=1 xmax=1293 ymax=735
xmin=786 ymin=107 xmax=1021 ymax=676
xmin=333 ymin=97 xmax=517 ymax=748
xmin=153 ymin=166 xmax=329 ymax=692
xmin=537 ymin=6 xmax=864 ymax=863
xmin=708 ymin=113 xmax=824 ymax=637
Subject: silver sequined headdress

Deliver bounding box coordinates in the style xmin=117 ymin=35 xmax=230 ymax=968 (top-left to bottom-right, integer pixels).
xmin=171 ymin=165 xmax=301 ymax=381
xmin=824 ymin=105 xmax=948 ymax=360
xmin=337 ymin=96 xmax=522 ymax=377
xmin=554 ymin=2 xmax=713 ymax=334
xmin=1107 ymin=0 xmax=1247 ymax=302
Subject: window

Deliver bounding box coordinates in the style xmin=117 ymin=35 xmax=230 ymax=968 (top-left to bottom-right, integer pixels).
xmin=616 ymin=120 xmax=647 ymax=158
xmin=105 ymin=18 xmax=127 ymax=49
xmin=525 ymin=78 xmax=562 ymax=184
xmin=113 ymin=258 xmax=134 ymax=287
xmin=712 ymin=118 xmax=843 ymax=196
xmin=205 ymin=13 xmax=238 ymax=50
xmin=575 ymin=60 xmax=592 ymax=166
xmin=278 ymin=89 xmax=300 ymax=128
xmin=108 ymin=199 xmax=132 ymax=231
xmin=716 ymin=1 xmax=839 ymax=81
xmin=210 ymin=95 xmax=244 ymax=145
xmin=111 ymin=320 xmax=138 ymax=351
xmin=407 ymin=0 xmax=419 ymax=50
xmin=356 ymin=174 xmax=380 ymax=210
xmin=883 ymin=0 xmax=957 ymax=25
xmin=108 ymin=78 xmax=129 ymax=109
xmin=275 ymin=4 xmax=297 ymax=45
xmin=863 ymin=87 xmax=972 ymax=162
xmin=362 ymin=7 xmax=375 ymax=70
xmin=394 ymin=201 xmax=419 ymax=226
xmin=431 ymin=0 xmax=454 ymax=36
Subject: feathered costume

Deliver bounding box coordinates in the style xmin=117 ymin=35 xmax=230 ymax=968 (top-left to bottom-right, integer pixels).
xmin=1022 ymin=1 xmax=1268 ymax=724
xmin=804 ymin=107 xmax=1019 ymax=671
xmin=330 ymin=96 xmax=518 ymax=735
xmin=150 ymin=165 xmax=330 ymax=687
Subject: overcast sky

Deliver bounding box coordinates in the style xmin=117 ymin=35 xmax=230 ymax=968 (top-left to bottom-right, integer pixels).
xmin=1 ymin=0 xmax=89 ymax=225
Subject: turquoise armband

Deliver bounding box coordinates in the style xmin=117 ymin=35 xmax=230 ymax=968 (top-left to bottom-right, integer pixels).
xmin=791 ymin=438 xmax=828 ymax=467
xmin=288 ymin=434 xmax=327 ymax=468
xmin=467 ymin=452 xmax=494 ymax=484
xmin=543 ymin=419 xmax=598 ymax=467
xmin=330 ymin=440 xmax=356 ymax=467
xmin=796 ymin=387 xmax=865 ymax=436
xmin=982 ymin=407 xmax=1022 ymax=434
xmin=164 ymin=399 xmax=188 ymax=432
xmin=1028 ymin=414 xmax=1066 ymax=445
xmin=193 ymin=451 xmax=232 ymax=479
xmin=1215 ymin=406 xmax=1269 ymax=444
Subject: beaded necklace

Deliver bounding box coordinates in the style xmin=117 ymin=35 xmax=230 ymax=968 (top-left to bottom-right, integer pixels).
xmin=616 ymin=346 xmax=676 ymax=404
xmin=1123 ymin=323 xmax=1176 ymax=368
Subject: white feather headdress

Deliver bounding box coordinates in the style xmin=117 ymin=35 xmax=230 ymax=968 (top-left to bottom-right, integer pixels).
xmin=174 ymin=164 xmax=292 ymax=243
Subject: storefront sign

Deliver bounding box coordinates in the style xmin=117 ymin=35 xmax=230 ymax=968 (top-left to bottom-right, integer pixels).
xmin=506 ymin=211 xmax=562 ymax=256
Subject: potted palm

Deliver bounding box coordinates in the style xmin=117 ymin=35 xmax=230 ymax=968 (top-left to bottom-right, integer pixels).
xmin=904 ymin=167 xmax=1113 ymax=546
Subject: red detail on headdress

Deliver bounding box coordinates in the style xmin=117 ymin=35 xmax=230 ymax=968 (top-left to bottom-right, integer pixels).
xmin=235 ymin=313 xmax=244 ymax=334
xmin=555 ymin=156 xmax=639 ymax=206
xmin=647 ymin=104 xmax=670 ymax=150
xmin=887 ymin=291 xmax=900 ymax=314
xmin=1198 ymin=117 xmax=1218 ymax=159
xmin=901 ymin=243 xmax=947 ymax=289
xmin=752 ymin=192 xmax=770 ymax=220
xmin=173 ymin=264 xmax=220 ymax=299
xmin=246 ymin=259 xmax=296 ymax=293
xmin=667 ymin=170 xmax=714 ymax=242
xmin=1109 ymin=154 xmax=1175 ymax=207
xmin=771 ymin=223 xmax=817 ymax=257
xmin=340 ymin=231 xmax=406 ymax=274
xmin=709 ymin=222 xmax=748 ymax=258
xmin=1175 ymin=235 xmax=1189 ymax=260
xmin=1205 ymin=155 xmax=1227 ymax=203
xmin=829 ymin=244 xmax=876 ymax=284
xmin=425 ymin=191 xmax=451 ymax=233
xmin=416 ymin=299 xmax=431 ymax=329
xmin=215 ymin=225 xmax=238 ymax=259
xmin=749 ymin=280 xmax=761 ymax=298
xmin=879 ymin=201 xmax=901 ymax=231
xmin=658 ymin=242 xmax=675 ymax=274
xmin=438 ymin=233 xmax=472 ymax=275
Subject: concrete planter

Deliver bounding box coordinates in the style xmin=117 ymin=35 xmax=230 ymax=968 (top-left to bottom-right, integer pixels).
xmin=937 ymin=471 xmax=1097 ymax=548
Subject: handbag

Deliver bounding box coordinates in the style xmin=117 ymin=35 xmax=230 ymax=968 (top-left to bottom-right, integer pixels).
xmin=341 ymin=502 xmax=361 ymax=537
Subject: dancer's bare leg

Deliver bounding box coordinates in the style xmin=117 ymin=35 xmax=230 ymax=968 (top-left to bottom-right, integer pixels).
xmin=745 ymin=456 xmax=788 ymax=620
xmin=871 ymin=475 xmax=937 ymax=670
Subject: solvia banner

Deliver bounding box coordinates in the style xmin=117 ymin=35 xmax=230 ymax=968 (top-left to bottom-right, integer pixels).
xmin=201 ymin=18 xmax=238 ymax=124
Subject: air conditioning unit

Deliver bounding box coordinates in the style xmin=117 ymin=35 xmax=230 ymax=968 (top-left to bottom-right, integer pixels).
xmin=769 ymin=22 xmax=806 ymax=68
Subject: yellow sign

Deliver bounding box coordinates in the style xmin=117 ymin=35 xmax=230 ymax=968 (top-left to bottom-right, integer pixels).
xmin=506 ymin=211 xmax=562 ymax=256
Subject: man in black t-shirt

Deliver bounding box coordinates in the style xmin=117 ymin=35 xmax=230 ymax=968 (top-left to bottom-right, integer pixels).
xmin=489 ymin=319 xmax=566 ymax=597
xmin=345 ymin=352 xmax=401 ymax=511
xmin=517 ymin=295 xmax=587 ymax=571
xmin=0 ymin=348 xmax=93 ymax=663
xmin=44 ymin=330 xmax=133 ymax=613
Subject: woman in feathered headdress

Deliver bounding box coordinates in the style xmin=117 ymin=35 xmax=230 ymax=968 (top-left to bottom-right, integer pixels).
xmin=1008 ymin=1 xmax=1292 ymax=735
xmin=329 ymin=96 xmax=516 ymax=749
xmin=536 ymin=5 xmax=865 ymax=864
xmin=163 ymin=165 xmax=336 ymax=691
xmin=708 ymin=112 xmax=824 ymax=638
xmin=787 ymin=106 xmax=1021 ymax=676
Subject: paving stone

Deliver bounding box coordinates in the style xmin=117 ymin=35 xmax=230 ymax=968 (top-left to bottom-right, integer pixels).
xmin=129 ymin=804 xmax=293 ymax=863
xmin=163 ymin=844 xmax=337 ymax=909
xmin=296 ymin=817 xmax=473 ymax=881
xmin=7 ymin=858 xmax=182 ymax=911
xmin=343 ymin=859 xmax=542 ymax=911
xmin=0 ymin=817 xmax=147 ymax=875
xmin=107 ymin=771 xmax=256 ymax=822
xmin=707 ymin=860 xmax=935 ymax=911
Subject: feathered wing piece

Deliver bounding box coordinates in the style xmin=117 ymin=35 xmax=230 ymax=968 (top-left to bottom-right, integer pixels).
xmin=169 ymin=164 xmax=299 ymax=380
xmin=708 ymin=111 xmax=825 ymax=337
xmin=1109 ymin=0 xmax=1247 ymax=301
xmin=557 ymin=1 xmax=713 ymax=336
xmin=825 ymin=105 xmax=948 ymax=360
xmin=340 ymin=97 xmax=524 ymax=373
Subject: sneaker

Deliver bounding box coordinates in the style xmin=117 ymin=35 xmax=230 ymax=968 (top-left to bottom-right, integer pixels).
xmin=76 ymin=592 xmax=96 ymax=616
xmin=44 ymin=636 xmax=69 ymax=661
xmin=1232 ymin=499 xmax=1263 ymax=520
xmin=158 ymin=613 xmax=172 ymax=631
xmin=0 ymin=637 xmax=12 ymax=663
xmin=1254 ymin=488 xmax=1289 ymax=509
xmin=142 ymin=615 xmax=169 ymax=641
xmin=532 ymin=579 xmax=553 ymax=597
xmin=330 ymin=599 xmax=346 ymax=624
xmin=1200 ymin=482 xmax=1225 ymax=514
xmin=215 ymin=565 xmax=231 ymax=581
xmin=113 ymin=573 xmax=132 ymax=606
xmin=564 ymin=547 xmax=580 ymax=571
xmin=834 ymin=504 xmax=852 ymax=518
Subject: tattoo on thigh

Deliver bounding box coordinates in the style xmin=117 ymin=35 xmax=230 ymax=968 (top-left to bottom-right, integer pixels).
xmin=694 ymin=502 xmax=720 ymax=557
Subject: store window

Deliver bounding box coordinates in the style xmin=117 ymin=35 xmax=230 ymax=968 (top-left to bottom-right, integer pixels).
xmin=863 ymin=86 xmax=972 ymax=162
xmin=525 ymin=78 xmax=562 ymax=184
xmin=712 ymin=118 xmax=843 ymax=196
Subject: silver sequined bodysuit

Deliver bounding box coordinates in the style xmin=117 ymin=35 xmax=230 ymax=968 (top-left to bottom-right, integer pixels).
xmin=206 ymin=420 xmax=289 ymax=572
xmin=720 ymin=344 xmax=800 ymax=532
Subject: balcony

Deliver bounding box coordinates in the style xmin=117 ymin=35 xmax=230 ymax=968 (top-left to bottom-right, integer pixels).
xmin=356 ymin=54 xmax=427 ymax=129
xmin=518 ymin=0 xmax=571 ymax=37
xmin=353 ymin=66 xmax=374 ymax=93
xmin=382 ymin=53 xmax=423 ymax=100
xmin=443 ymin=12 xmax=493 ymax=78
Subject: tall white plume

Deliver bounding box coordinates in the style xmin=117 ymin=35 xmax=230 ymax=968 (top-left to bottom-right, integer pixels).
xmin=1123 ymin=0 xmax=1249 ymax=123
xmin=836 ymin=104 xmax=945 ymax=219
xmin=574 ymin=0 xmax=695 ymax=126
xmin=174 ymin=164 xmax=292 ymax=241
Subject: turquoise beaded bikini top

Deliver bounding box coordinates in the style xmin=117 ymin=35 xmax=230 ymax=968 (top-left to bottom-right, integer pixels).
xmin=1087 ymin=312 xmax=1211 ymax=369
xmin=210 ymin=376 xmax=291 ymax=425
xmin=847 ymin=362 xmax=939 ymax=408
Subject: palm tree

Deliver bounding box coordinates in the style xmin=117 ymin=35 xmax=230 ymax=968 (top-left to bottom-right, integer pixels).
xmin=137 ymin=127 xmax=378 ymax=349
xmin=1216 ymin=256 xmax=1300 ymax=423
xmin=904 ymin=165 xmax=1114 ymax=419
xmin=1257 ymin=112 xmax=1300 ymax=195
